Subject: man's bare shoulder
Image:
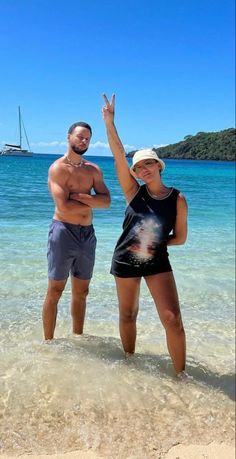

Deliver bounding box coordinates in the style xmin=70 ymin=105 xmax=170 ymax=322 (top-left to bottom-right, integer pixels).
xmin=48 ymin=156 xmax=69 ymax=183
xmin=83 ymin=159 xmax=102 ymax=174
xmin=49 ymin=156 xmax=67 ymax=173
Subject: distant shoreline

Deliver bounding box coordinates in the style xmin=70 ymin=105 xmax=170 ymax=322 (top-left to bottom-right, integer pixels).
xmin=127 ymin=128 xmax=236 ymax=162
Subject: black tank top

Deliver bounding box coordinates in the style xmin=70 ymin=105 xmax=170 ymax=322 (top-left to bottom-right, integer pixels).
xmin=112 ymin=185 xmax=179 ymax=271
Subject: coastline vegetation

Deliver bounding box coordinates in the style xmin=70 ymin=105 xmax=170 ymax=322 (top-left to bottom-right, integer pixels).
xmin=127 ymin=128 xmax=236 ymax=161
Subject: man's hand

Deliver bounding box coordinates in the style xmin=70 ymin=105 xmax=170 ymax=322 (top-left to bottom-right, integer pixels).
xmin=102 ymin=93 xmax=115 ymax=124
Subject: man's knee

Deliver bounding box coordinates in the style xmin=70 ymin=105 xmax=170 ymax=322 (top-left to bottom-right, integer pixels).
xmin=72 ymin=284 xmax=89 ymax=299
xmin=47 ymin=282 xmax=66 ymax=301
xmin=79 ymin=286 xmax=89 ymax=299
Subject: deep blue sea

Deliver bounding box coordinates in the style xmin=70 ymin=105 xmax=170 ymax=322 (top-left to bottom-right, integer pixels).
xmin=0 ymin=154 xmax=235 ymax=457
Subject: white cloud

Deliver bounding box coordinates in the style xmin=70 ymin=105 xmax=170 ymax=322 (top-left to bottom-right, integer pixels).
xmin=89 ymin=141 xmax=110 ymax=149
xmin=123 ymin=144 xmax=136 ymax=152
xmin=29 ymin=139 xmax=137 ymax=155
xmin=153 ymin=143 xmax=169 ymax=148
xmin=90 ymin=141 xmax=136 ymax=151
xmin=31 ymin=141 xmax=67 ymax=147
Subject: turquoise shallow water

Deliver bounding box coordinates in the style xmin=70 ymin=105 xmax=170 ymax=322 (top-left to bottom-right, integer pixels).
xmin=0 ymin=154 xmax=235 ymax=457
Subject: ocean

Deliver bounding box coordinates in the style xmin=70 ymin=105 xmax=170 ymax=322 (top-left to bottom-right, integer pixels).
xmin=0 ymin=154 xmax=235 ymax=458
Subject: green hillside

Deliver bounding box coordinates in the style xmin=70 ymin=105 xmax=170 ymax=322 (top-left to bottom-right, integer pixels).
xmin=127 ymin=128 xmax=236 ymax=161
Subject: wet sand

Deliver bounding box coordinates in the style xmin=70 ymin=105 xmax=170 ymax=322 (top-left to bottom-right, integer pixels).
xmin=0 ymin=441 xmax=235 ymax=459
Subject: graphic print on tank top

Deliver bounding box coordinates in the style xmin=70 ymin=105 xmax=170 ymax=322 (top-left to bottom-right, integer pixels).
xmin=127 ymin=213 xmax=163 ymax=263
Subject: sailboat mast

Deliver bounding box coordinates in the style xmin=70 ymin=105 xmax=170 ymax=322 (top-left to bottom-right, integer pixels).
xmin=18 ymin=106 xmax=22 ymax=148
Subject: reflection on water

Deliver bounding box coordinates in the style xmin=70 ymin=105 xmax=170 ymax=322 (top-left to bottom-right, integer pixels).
xmin=0 ymin=331 xmax=235 ymax=458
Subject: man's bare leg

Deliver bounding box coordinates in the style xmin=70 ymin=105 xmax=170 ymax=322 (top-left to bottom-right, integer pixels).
xmin=42 ymin=279 xmax=67 ymax=340
xmin=71 ymin=276 xmax=90 ymax=335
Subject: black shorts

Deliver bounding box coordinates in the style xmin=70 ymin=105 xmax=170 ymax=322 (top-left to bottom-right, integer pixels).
xmin=110 ymin=253 xmax=172 ymax=278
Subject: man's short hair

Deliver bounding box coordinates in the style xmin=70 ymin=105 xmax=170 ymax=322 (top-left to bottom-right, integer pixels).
xmin=68 ymin=122 xmax=92 ymax=136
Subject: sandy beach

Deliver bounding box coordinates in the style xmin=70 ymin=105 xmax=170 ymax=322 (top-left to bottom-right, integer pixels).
xmin=0 ymin=441 xmax=235 ymax=458
xmin=164 ymin=442 xmax=235 ymax=459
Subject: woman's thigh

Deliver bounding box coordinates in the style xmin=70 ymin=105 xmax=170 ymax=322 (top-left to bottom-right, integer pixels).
xmin=144 ymin=271 xmax=180 ymax=319
xmin=115 ymin=276 xmax=141 ymax=314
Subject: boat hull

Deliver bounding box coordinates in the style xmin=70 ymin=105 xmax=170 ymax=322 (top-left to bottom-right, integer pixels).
xmin=0 ymin=149 xmax=33 ymax=156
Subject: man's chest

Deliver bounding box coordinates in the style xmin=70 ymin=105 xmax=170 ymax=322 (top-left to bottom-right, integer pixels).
xmin=66 ymin=170 xmax=94 ymax=193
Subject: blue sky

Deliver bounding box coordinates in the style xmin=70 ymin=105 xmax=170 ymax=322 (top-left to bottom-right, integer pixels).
xmin=0 ymin=0 xmax=235 ymax=155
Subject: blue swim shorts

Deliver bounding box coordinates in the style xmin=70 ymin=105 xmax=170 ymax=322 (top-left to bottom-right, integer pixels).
xmin=47 ymin=220 xmax=97 ymax=281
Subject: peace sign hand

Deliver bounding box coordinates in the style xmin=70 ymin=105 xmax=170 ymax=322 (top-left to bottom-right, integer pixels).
xmin=102 ymin=93 xmax=115 ymax=124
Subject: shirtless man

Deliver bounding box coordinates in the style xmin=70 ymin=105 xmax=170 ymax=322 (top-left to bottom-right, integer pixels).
xmin=42 ymin=121 xmax=111 ymax=340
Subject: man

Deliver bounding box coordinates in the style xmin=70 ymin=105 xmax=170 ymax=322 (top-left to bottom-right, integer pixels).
xmin=42 ymin=121 xmax=111 ymax=340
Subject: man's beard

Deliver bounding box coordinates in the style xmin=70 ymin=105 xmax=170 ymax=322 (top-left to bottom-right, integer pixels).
xmin=71 ymin=144 xmax=88 ymax=155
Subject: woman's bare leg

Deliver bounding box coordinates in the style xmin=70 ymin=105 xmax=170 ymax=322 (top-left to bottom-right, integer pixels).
xmin=145 ymin=272 xmax=186 ymax=374
xmin=115 ymin=276 xmax=141 ymax=353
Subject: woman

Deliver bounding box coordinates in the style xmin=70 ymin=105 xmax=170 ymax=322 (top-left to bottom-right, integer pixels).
xmin=102 ymin=94 xmax=188 ymax=376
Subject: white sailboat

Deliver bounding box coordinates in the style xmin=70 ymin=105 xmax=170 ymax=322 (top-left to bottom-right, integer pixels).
xmin=0 ymin=106 xmax=33 ymax=156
